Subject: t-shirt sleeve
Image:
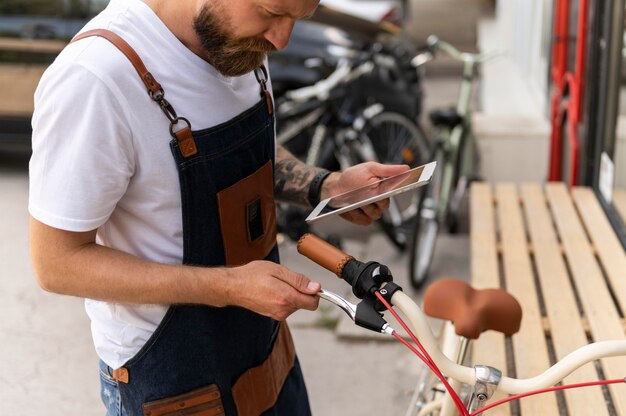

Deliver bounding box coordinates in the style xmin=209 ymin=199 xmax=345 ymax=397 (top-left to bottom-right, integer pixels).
xmin=29 ymin=62 xmax=135 ymax=232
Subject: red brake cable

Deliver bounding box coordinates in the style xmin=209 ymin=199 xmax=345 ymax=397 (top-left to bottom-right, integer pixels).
xmin=470 ymin=378 xmax=626 ymax=415
xmin=374 ymin=291 xmax=469 ymax=416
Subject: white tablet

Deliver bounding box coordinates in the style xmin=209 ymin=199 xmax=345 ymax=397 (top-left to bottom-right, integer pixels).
xmin=305 ymin=161 xmax=436 ymax=223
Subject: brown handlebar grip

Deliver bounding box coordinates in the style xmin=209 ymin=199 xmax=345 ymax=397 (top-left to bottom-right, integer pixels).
xmin=297 ymin=233 xmax=354 ymax=278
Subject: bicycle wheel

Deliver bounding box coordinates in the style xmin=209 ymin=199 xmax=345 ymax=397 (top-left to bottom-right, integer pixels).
xmin=407 ymin=144 xmax=444 ymax=289
xmin=361 ymin=111 xmax=430 ymax=250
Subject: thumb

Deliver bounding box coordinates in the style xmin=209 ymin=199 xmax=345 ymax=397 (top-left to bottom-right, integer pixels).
xmin=367 ymin=162 xmax=410 ymax=178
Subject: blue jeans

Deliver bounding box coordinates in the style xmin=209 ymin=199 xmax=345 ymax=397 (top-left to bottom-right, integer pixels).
xmin=99 ymin=360 xmax=128 ymax=416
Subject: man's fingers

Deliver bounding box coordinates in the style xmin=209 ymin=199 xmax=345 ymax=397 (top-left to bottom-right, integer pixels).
xmin=275 ymin=266 xmax=321 ymax=295
xmin=366 ymin=162 xmax=410 ymax=178
xmin=359 ymin=203 xmax=382 ymax=220
xmin=297 ymin=293 xmax=321 ymax=311
xmin=340 ymin=209 xmax=373 ymax=225
xmin=374 ymin=198 xmax=390 ymax=211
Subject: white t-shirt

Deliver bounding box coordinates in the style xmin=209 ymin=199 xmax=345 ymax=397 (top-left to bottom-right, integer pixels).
xmin=29 ymin=0 xmax=269 ymax=368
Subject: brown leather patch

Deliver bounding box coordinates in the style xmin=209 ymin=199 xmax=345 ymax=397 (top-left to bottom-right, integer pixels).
xmin=142 ymin=384 xmax=224 ymax=416
xmin=112 ymin=367 xmax=129 ymax=384
xmin=231 ymin=322 xmax=296 ymax=416
xmin=217 ymin=160 xmax=277 ymax=266
xmin=175 ymin=126 xmax=198 ymax=158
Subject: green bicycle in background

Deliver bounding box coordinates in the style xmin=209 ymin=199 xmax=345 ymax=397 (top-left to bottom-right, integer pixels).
xmin=408 ymin=36 xmax=502 ymax=288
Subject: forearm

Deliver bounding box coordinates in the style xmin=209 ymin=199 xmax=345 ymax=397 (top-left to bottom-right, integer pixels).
xmin=30 ymin=218 xmax=235 ymax=306
xmin=49 ymin=245 xmax=231 ymax=305
xmin=274 ymin=145 xmax=339 ymax=206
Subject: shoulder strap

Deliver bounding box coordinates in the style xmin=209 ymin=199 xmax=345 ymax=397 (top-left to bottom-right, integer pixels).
xmin=72 ymin=29 xmax=163 ymax=98
xmin=70 ymin=29 xmax=198 ymax=157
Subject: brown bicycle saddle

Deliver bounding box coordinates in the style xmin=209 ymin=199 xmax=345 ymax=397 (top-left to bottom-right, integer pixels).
xmin=423 ymin=278 xmax=522 ymax=340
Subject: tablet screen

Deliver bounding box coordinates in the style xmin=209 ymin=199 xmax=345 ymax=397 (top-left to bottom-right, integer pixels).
xmin=305 ymin=161 xmax=436 ymax=223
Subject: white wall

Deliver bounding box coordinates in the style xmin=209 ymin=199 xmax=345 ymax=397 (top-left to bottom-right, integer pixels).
xmin=472 ymin=0 xmax=553 ymax=182
xmin=480 ymin=0 xmax=553 ymax=117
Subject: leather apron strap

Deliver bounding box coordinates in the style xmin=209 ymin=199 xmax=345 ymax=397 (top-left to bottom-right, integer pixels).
xmin=73 ymin=29 xmax=162 ymax=95
xmin=71 ymin=29 xmax=198 ymax=157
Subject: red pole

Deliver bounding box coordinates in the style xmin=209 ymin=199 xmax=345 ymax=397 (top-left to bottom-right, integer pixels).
xmin=548 ymin=0 xmax=571 ymax=181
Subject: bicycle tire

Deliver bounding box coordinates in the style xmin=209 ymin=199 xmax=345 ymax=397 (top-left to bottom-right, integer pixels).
xmin=361 ymin=112 xmax=430 ymax=250
xmin=407 ymin=143 xmax=445 ymax=289
xmin=445 ymin=125 xmax=480 ymax=234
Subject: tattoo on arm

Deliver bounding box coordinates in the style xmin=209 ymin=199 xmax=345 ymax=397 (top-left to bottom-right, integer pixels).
xmin=274 ymin=146 xmax=327 ymax=206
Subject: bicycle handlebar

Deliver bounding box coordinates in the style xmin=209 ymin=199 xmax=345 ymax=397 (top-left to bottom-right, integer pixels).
xmin=297 ymin=233 xmax=354 ymax=277
xmin=411 ymin=35 xmax=504 ymax=68
xmin=297 ymin=233 xmax=626 ymax=395
xmin=284 ymin=58 xmax=375 ymax=103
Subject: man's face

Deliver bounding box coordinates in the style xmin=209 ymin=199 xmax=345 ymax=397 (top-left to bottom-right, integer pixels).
xmin=193 ymin=0 xmax=319 ymax=77
xmin=193 ymin=1 xmax=276 ymax=77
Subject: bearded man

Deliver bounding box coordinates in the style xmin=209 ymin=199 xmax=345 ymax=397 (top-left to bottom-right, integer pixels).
xmin=28 ymin=1 xmax=407 ymax=415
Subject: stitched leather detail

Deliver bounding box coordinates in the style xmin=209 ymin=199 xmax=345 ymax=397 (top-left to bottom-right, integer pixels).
xmin=231 ymin=322 xmax=295 ymax=416
xmin=142 ymin=384 xmax=224 ymax=416
xmin=217 ymin=161 xmax=276 ymax=266
xmin=336 ymin=255 xmax=353 ymax=278
xmin=297 ymin=233 xmax=353 ymax=278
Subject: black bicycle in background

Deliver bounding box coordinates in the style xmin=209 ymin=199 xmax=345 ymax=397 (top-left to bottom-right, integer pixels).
xmin=273 ymin=45 xmax=430 ymax=248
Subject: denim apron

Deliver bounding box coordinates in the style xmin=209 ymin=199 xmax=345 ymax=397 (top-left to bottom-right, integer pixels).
xmin=71 ymin=30 xmax=311 ymax=416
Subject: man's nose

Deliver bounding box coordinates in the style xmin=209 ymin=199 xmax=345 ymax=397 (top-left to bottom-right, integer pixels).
xmin=264 ymin=19 xmax=295 ymax=50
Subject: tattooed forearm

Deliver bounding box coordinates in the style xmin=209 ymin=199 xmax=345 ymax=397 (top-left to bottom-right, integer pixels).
xmin=274 ymin=145 xmax=328 ymax=206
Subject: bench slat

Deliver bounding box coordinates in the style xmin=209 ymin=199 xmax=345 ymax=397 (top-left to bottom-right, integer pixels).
xmin=521 ymin=184 xmax=608 ymax=415
xmin=470 ymin=183 xmax=500 ymax=289
xmin=572 ymin=187 xmax=626 ymax=315
xmin=546 ymin=183 xmax=626 ymax=415
xmin=470 ymin=183 xmax=511 ymax=416
xmin=495 ymin=184 xmax=560 ymax=415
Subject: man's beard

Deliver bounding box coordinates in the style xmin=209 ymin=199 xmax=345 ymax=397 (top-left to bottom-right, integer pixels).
xmin=193 ymin=3 xmax=276 ymax=77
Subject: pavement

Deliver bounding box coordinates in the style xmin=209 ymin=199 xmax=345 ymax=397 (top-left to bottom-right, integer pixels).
xmin=0 ymin=45 xmax=473 ymax=416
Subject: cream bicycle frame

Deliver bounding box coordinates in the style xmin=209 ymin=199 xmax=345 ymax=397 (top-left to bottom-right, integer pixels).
xmin=391 ymin=291 xmax=626 ymax=415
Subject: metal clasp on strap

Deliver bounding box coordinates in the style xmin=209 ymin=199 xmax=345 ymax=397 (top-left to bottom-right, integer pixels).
xmin=149 ymin=87 xmax=197 ymax=158
xmin=254 ymin=65 xmax=273 ymax=115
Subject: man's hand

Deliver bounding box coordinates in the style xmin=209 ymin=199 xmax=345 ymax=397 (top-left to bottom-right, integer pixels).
xmin=321 ymin=162 xmax=410 ymax=225
xmin=226 ymin=260 xmax=321 ymax=321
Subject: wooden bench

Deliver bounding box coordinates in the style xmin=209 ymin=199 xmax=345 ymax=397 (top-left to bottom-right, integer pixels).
xmin=469 ymin=182 xmax=626 ymax=416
